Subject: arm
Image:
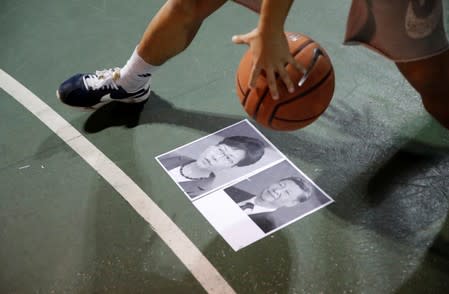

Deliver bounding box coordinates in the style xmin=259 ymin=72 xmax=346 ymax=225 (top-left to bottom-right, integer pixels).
xmin=259 ymin=0 xmax=293 ymax=32
xmin=233 ymin=0 xmax=305 ymax=99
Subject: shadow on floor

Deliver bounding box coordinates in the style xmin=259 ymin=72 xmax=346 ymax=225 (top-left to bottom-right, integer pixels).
xmin=80 ymin=92 xmax=449 ymax=249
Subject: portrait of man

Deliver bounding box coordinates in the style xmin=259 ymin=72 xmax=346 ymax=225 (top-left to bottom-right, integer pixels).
xmin=225 ymin=176 xmax=313 ymax=214
xmin=223 ymin=160 xmax=333 ymax=233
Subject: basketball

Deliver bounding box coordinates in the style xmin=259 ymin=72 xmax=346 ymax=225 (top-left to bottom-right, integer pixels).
xmin=235 ymin=32 xmax=335 ymax=131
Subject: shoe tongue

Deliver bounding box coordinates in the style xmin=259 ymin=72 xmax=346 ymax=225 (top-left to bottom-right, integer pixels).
xmin=83 ymin=74 xmax=100 ymax=89
xmin=84 ymin=73 xmax=111 ymax=89
xmin=96 ymin=69 xmax=114 ymax=79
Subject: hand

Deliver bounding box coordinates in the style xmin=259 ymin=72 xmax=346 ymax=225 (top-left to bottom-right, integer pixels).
xmin=232 ymin=28 xmax=305 ymax=100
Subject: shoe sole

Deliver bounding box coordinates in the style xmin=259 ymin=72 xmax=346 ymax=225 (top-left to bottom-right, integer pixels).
xmin=56 ymin=89 xmax=151 ymax=111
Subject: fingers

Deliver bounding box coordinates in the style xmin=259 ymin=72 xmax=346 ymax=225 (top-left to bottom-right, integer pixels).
xmin=232 ymin=34 xmax=246 ymax=44
xmin=232 ymin=29 xmax=257 ymax=45
xmin=249 ymin=65 xmax=280 ymax=100
xmin=250 ymin=64 xmax=281 ymax=100
xmin=277 ymin=66 xmax=295 ymax=94
xmin=249 ymin=63 xmax=262 ymax=89
xmin=269 ymin=56 xmax=305 ymax=98
xmin=266 ymin=70 xmax=279 ymax=100
xmin=250 ymin=65 xmax=296 ymax=100
xmin=287 ymin=55 xmax=306 ymax=74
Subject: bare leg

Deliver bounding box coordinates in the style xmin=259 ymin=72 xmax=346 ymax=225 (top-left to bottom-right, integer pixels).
xmin=233 ymin=0 xmax=262 ymax=13
xmin=56 ymin=0 xmax=251 ymax=109
xmin=137 ymin=0 xmax=228 ymax=66
xmin=396 ymin=49 xmax=449 ymax=129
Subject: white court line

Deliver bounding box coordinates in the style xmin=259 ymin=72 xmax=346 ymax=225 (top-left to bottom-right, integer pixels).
xmin=0 ymin=69 xmax=235 ymax=294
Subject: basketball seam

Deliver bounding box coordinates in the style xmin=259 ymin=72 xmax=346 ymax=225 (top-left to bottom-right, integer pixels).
xmin=253 ymin=88 xmax=270 ymax=120
xmin=273 ymin=105 xmax=329 ymax=122
xmin=268 ymin=69 xmax=334 ymax=125
xmin=250 ymin=39 xmax=316 ymax=122
xmin=242 ymin=87 xmax=251 ymax=106
xmin=292 ymin=39 xmax=314 ymax=56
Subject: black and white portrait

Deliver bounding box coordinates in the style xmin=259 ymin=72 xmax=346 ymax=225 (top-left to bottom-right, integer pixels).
xmin=225 ymin=160 xmax=333 ymax=233
xmin=194 ymin=160 xmax=333 ymax=250
xmin=156 ymin=120 xmax=284 ymax=199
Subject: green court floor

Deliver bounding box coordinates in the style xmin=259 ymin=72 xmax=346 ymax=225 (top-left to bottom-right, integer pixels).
xmin=1 ymin=0 xmax=449 ymax=293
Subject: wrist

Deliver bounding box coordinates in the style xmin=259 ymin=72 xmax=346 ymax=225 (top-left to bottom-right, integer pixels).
xmin=258 ymin=19 xmax=285 ymax=35
xmin=258 ymin=0 xmax=292 ymax=34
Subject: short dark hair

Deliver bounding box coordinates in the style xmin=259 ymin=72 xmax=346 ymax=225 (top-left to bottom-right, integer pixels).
xmin=218 ymin=136 xmax=265 ymax=167
xmin=282 ymin=176 xmax=313 ymax=203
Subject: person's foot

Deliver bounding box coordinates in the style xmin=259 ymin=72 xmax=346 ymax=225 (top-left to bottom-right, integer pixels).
xmin=56 ymin=68 xmax=151 ymax=110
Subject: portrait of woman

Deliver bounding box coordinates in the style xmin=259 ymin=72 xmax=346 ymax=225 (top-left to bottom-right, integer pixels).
xmin=157 ymin=120 xmax=285 ymax=198
xmin=159 ymin=135 xmax=265 ymax=197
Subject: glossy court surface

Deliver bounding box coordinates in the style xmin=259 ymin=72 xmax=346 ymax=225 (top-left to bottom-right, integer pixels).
xmin=1 ymin=0 xmax=449 ymax=293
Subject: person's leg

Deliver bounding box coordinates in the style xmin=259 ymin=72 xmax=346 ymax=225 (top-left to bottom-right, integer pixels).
xmin=118 ymin=0 xmax=228 ymax=95
xmin=232 ymin=0 xmax=261 ymax=13
xmin=395 ymin=49 xmax=449 ymax=129
xmin=57 ymin=0 xmax=227 ymax=109
xmin=137 ymin=0 xmax=228 ymax=66
xmin=343 ymin=0 xmax=449 ymax=129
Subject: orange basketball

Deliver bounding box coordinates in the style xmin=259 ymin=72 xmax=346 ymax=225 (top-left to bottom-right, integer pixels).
xmin=236 ymin=32 xmax=335 ymax=131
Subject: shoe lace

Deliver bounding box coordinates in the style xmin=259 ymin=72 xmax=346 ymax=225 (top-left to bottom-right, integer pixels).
xmin=83 ymin=68 xmax=121 ymax=91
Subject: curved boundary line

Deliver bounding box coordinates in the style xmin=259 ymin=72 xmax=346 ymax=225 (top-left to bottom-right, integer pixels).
xmin=0 ymin=68 xmax=235 ymax=294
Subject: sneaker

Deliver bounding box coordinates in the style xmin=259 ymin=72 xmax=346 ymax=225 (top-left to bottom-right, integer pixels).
xmin=56 ymin=68 xmax=151 ymax=110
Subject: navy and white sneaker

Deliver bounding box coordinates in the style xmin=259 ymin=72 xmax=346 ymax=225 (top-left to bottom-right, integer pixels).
xmin=56 ymin=68 xmax=151 ymax=110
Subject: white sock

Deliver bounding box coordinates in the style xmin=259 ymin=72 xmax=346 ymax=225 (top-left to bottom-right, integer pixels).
xmin=118 ymin=47 xmax=159 ymax=92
